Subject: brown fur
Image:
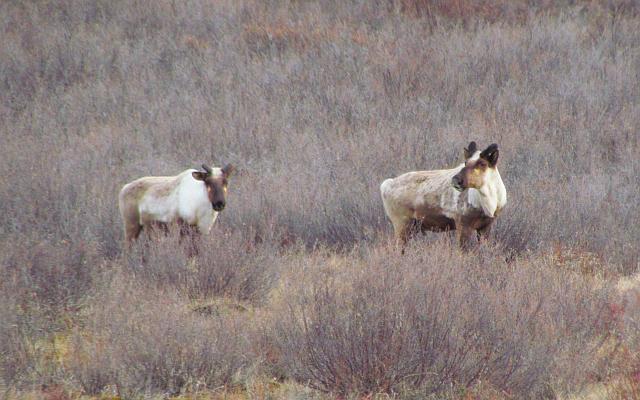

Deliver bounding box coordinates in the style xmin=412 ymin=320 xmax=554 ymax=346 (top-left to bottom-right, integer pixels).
xmin=452 ymin=157 xmax=490 ymax=191
xmin=192 ymin=164 xmax=233 ymax=210
xmin=453 ymin=189 xmax=495 ymax=249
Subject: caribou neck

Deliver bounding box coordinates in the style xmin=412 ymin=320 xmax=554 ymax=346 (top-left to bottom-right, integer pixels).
xmin=468 ymin=168 xmax=506 ymax=218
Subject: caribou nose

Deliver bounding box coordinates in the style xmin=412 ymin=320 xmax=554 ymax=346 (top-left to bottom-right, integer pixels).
xmin=212 ymin=201 xmax=225 ymax=211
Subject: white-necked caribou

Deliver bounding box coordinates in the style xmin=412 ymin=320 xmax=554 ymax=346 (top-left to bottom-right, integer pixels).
xmin=118 ymin=163 xmax=235 ymax=244
xmin=380 ymin=142 xmax=506 ymax=250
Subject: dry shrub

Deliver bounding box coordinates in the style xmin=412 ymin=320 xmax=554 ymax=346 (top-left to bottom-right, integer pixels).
xmin=0 ymin=237 xmax=99 ymax=386
xmin=0 ymin=290 xmax=22 ymax=386
xmin=2 ymin=0 xmax=640 ymax=266
xmin=396 ymin=0 xmax=530 ymax=24
xmin=68 ymin=271 xmax=252 ymax=397
xmin=1 ymin=0 xmax=640 ymax=396
xmin=244 ymin=21 xmax=336 ymax=55
xmin=123 ymin=227 xmax=280 ymax=304
xmin=0 ymin=238 xmax=98 ymax=315
xmin=550 ymin=244 xmax=612 ymax=279
xmin=263 ymin=241 xmax=614 ymax=398
xmin=600 ymin=274 xmax=640 ymax=399
xmin=396 ymin=0 xmax=640 ymax=24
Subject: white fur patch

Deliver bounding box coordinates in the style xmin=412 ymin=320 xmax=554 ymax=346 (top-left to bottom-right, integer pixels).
xmin=209 ymin=167 xmax=223 ymax=178
xmin=177 ymin=170 xmax=216 ymax=229
xmin=135 ymin=167 xmax=223 ymax=234
xmin=475 ymin=168 xmax=507 ymax=217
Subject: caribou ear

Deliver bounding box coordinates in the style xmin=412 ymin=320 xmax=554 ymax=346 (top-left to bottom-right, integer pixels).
xmin=222 ymin=163 xmax=235 ymax=178
xmin=201 ymin=164 xmax=212 ymax=175
xmin=480 ymin=144 xmax=499 ymax=166
xmin=192 ymin=171 xmax=207 ymax=181
xmin=464 ymin=141 xmax=478 ymax=160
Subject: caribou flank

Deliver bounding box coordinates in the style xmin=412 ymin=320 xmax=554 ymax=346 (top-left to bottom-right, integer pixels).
xmin=380 ymin=142 xmax=506 ymax=250
xmin=118 ymin=163 xmax=235 ymax=243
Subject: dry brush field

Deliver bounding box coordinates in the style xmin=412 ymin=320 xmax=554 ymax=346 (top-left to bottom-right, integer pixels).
xmin=1 ymin=0 xmax=640 ymax=398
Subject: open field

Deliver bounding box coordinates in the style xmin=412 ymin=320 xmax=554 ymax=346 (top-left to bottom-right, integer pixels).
xmin=1 ymin=1 xmax=640 ymax=398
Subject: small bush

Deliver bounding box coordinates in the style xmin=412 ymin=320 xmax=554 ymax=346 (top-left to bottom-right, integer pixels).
xmin=68 ymin=271 xmax=252 ymax=397
xmin=264 ymin=241 xmax=614 ymax=398
xmin=0 ymin=237 xmax=99 ymax=386
xmin=0 ymin=238 xmax=98 ymax=315
xmin=123 ymin=227 xmax=280 ymax=304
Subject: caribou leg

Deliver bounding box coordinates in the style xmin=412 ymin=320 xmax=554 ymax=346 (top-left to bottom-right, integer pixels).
xmin=477 ymin=222 xmax=493 ymax=243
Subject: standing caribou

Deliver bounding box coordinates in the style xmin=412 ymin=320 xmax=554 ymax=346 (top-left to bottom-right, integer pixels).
xmin=380 ymin=142 xmax=506 ymax=250
xmin=118 ymin=163 xmax=234 ymax=243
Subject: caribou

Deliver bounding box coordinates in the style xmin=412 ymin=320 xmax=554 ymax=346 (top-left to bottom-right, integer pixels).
xmin=118 ymin=163 xmax=234 ymax=244
xmin=380 ymin=142 xmax=506 ymax=250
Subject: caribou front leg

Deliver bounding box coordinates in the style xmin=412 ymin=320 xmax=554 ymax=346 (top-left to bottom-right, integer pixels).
xmin=177 ymin=218 xmax=201 ymax=257
xmin=455 ymin=223 xmax=475 ymax=250
xmin=476 ymin=221 xmax=493 ymax=243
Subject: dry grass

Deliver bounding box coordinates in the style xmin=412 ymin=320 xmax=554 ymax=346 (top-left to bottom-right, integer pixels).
xmin=1 ymin=0 xmax=640 ymax=398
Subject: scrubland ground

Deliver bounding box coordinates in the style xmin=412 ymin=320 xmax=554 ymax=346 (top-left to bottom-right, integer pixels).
xmin=1 ymin=0 xmax=640 ymax=398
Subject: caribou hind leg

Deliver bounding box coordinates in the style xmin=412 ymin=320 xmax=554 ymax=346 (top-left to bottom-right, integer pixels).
xmin=124 ymin=223 xmax=142 ymax=243
xmin=392 ymin=218 xmax=422 ymax=254
xmin=390 ymin=218 xmax=409 ymax=254
xmin=122 ymin=211 xmax=143 ymax=245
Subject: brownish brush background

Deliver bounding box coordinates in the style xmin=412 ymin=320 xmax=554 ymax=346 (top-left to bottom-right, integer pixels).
xmin=1 ymin=1 xmax=639 ymax=398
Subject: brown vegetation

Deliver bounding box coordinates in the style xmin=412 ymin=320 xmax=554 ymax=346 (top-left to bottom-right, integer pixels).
xmin=1 ymin=0 xmax=639 ymax=398
xmin=262 ymin=243 xmax=614 ymax=397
